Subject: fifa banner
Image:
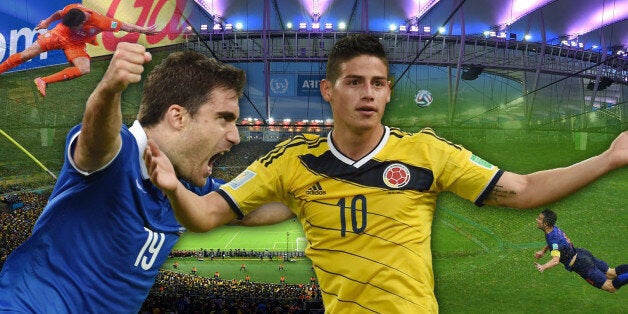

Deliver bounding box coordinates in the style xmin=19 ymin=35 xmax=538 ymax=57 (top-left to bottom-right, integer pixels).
xmin=0 ymin=0 xmax=199 ymax=70
xmin=269 ymin=74 xmax=296 ymax=97
xmin=297 ymin=74 xmax=325 ymax=96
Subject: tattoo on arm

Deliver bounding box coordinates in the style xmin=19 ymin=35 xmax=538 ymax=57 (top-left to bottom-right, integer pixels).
xmin=487 ymin=184 xmax=517 ymax=204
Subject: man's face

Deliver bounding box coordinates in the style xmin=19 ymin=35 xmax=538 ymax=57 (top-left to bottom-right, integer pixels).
xmin=321 ymin=55 xmax=391 ymax=133
xmin=175 ymin=88 xmax=240 ymax=186
xmin=535 ymin=213 xmax=546 ymax=229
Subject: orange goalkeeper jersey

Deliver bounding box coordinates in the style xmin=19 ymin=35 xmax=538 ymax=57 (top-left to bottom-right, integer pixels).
xmin=51 ymin=3 xmax=122 ymax=45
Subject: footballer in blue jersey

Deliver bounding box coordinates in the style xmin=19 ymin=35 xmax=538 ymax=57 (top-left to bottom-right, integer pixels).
xmin=544 ymin=226 xmax=577 ymax=267
xmin=534 ymin=209 xmax=628 ymax=292
xmin=0 ymin=121 xmax=222 ymax=312
xmin=0 ymin=43 xmax=248 ymax=312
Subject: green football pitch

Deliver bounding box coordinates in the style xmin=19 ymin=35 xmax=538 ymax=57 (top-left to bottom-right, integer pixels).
xmin=2 ymin=50 xmax=625 ymax=313
xmin=167 ymin=141 xmax=627 ymax=313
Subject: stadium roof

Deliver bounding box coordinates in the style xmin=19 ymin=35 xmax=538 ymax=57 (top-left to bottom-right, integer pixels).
xmin=195 ymin=0 xmax=627 ymax=53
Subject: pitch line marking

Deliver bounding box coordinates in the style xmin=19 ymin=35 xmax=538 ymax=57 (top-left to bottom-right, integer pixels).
xmin=225 ymin=232 xmax=239 ymax=248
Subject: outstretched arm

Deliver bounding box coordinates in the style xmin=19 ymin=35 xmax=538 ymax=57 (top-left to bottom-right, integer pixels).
xmin=485 ymin=131 xmax=628 ymax=208
xmin=121 ymin=23 xmax=160 ymax=35
xmin=35 ymin=9 xmax=62 ymax=30
xmin=144 ymin=139 xmax=238 ymax=232
xmin=535 ymin=255 xmax=560 ymax=273
xmin=231 ymin=203 xmax=295 ymax=226
xmin=73 ymin=42 xmax=151 ymax=173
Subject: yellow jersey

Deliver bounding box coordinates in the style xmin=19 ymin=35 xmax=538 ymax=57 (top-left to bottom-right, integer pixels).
xmin=219 ymin=126 xmax=503 ymax=313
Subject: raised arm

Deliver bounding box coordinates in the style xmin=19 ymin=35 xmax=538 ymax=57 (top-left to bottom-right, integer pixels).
xmin=485 ymin=131 xmax=628 ymax=208
xmin=35 ymin=9 xmax=62 ymax=30
xmin=73 ymin=42 xmax=151 ymax=172
xmin=144 ymin=139 xmax=238 ymax=232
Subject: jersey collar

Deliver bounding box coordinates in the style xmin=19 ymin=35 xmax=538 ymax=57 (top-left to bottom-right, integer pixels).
xmin=327 ymin=125 xmax=390 ymax=168
xmin=129 ymin=120 xmax=150 ymax=180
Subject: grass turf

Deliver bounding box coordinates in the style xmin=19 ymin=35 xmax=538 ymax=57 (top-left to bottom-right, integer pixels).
xmin=2 ymin=50 xmax=626 ymax=313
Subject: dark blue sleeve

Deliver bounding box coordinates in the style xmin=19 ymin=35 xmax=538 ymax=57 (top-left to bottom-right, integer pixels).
xmin=180 ymin=177 xmax=224 ymax=196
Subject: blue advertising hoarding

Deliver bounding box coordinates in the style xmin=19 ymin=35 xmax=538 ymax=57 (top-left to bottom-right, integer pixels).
xmin=0 ymin=0 xmax=192 ymax=72
xmin=269 ymin=74 xmax=296 ymax=97
xmin=0 ymin=1 xmax=74 ymax=71
xmin=297 ymin=74 xmax=325 ymax=96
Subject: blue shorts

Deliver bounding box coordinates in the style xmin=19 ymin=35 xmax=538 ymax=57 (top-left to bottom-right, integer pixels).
xmin=570 ymin=248 xmax=609 ymax=288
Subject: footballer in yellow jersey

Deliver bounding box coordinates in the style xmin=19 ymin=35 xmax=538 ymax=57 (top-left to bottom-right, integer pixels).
xmin=218 ymin=126 xmax=503 ymax=313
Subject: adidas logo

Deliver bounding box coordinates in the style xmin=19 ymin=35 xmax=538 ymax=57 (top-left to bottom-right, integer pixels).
xmin=305 ymin=182 xmax=326 ymax=195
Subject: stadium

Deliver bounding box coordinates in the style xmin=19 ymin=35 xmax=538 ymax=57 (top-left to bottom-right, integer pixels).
xmin=0 ymin=0 xmax=626 ymax=313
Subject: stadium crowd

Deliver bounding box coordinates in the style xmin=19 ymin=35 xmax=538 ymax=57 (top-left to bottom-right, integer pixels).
xmin=1 ymin=141 xmax=324 ymax=313
xmin=212 ymin=140 xmax=278 ymax=182
xmin=170 ymin=249 xmax=306 ymax=261
xmin=0 ymin=191 xmax=47 ymax=267
xmin=140 ymin=270 xmax=322 ymax=313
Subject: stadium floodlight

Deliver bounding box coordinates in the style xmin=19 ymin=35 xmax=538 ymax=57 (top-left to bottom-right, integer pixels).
xmin=524 ymin=34 xmax=532 ymax=41
xmin=235 ymin=22 xmax=243 ymax=31
xmin=399 ymin=25 xmax=407 ymax=32
xmin=286 ymin=22 xmax=293 ymax=30
xmin=312 ymin=22 xmax=320 ymax=30
xmin=299 ymin=22 xmax=307 ymax=30
xmin=389 ymin=24 xmax=397 ymax=32
xmin=324 ymin=23 xmax=333 ymax=31
xmin=338 ymin=21 xmax=346 ymax=30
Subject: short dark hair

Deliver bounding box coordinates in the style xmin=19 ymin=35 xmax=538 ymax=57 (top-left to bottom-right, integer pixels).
xmin=541 ymin=208 xmax=557 ymax=227
xmin=138 ymin=51 xmax=246 ymax=127
xmin=62 ymin=8 xmax=87 ymax=27
xmin=326 ymin=34 xmax=389 ymax=84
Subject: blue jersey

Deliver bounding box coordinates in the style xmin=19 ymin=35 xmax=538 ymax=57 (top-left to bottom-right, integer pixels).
xmin=0 ymin=121 xmax=219 ymax=313
xmin=545 ymin=226 xmax=576 ymax=268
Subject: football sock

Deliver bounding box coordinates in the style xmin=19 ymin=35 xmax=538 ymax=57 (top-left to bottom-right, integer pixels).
xmin=42 ymin=67 xmax=83 ymax=84
xmin=611 ymin=272 xmax=628 ymax=290
xmin=0 ymin=53 xmax=25 ymax=74
xmin=615 ymin=264 xmax=628 ymax=275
